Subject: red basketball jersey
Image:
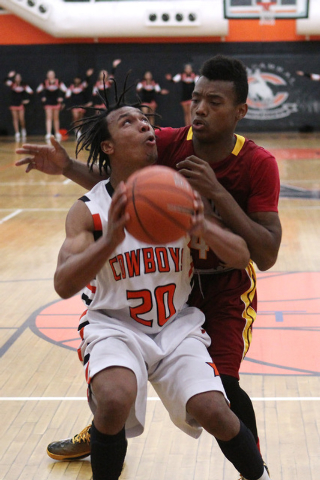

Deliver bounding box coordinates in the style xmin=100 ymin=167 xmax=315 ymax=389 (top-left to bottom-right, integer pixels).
xmin=156 ymin=126 xmax=280 ymax=271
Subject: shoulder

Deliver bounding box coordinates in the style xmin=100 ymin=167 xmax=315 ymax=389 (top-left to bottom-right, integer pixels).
xmin=239 ymin=137 xmax=277 ymax=166
xmin=66 ymin=199 xmax=94 ymax=236
xmin=156 ymin=126 xmax=190 ymax=145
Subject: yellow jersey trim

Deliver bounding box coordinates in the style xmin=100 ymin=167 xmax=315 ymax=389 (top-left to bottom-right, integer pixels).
xmin=186 ymin=129 xmax=245 ymax=155
xmin=187 ymin=127 xmax=193 ymax=141
xmin=232 ymin=134 xmax=245 ymax=156
xmin=241 ymin=260 xmax=257 ymax=359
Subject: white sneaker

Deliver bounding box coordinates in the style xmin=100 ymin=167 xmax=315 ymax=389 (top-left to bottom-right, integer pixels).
xmin=45 ymin=133 xmax=51 ymax=141
xmin=55 ymin=132 xmax=62 ymax=141
xmin=21 ymin=129 xmax=27 ymax=139
xmin=15 ymin=132 xmax=20 ymax=141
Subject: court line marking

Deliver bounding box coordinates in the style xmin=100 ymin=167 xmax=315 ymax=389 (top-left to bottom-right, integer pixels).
xmin=0 ymin=182 xmax=67 ymax=186
xmin=0 ymin=397 xmax=320 ymax=402
xmin=0 ymin=208 xmax=68 ymax=212
xmin=0 ymin=209 xmax=22 ymax=224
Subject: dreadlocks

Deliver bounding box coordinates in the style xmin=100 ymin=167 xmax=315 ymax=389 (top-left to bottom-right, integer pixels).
xmin=71 ymin=73 xmax=154 ymax=175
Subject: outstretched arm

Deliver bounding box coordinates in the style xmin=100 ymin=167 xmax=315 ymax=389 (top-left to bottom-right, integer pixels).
xmin=15 ymin=136 xmax=107 ymax=190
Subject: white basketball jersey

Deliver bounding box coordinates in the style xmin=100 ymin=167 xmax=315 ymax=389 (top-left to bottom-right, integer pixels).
xmin=80 ymin=180 xmax=194 ymax=334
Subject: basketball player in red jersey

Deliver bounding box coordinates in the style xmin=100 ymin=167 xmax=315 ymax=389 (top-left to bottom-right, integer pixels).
xmin=16 ymin=55 xmax=281 ymax=479
xmin=165 ymin=63 xmax=199 ymax=126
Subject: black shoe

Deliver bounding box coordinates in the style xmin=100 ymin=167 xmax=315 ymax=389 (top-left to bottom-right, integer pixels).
xmin=46 ymin=425 xmax=91 ymax=461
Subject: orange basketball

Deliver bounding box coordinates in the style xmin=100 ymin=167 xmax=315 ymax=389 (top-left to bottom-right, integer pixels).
xmin=125 ymin=165 xmax=195 ymax=244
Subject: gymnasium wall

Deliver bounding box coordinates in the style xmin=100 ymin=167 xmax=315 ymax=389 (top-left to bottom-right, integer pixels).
xmin=1 ymin=11 xmax=320 ymax=134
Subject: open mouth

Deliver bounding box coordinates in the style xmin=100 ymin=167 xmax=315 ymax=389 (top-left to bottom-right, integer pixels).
xmin=145 ymin=134 xmax=156 ymax=145
xmin=193 ymin=118 xmax=205 ymax=128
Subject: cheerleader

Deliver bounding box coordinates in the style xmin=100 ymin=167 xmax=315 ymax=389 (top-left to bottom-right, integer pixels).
xmin=91 ymin=59 xmax=121 ymax=109
xmin=36 ymin=70 xmax=67 ymax=141
xmin=136 ymin=71 xmax=168 ymax=125
xmin=5 ymin=71 xmax=33 ymax=141
xmin=165 ymin=63 xmax=199 ymax=126
xmin=65 ymin=69 xmax=94 ymax=136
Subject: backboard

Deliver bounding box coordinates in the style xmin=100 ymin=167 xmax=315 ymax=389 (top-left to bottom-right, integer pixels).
xmin=224 ymin=0 xmax=309 ymax=19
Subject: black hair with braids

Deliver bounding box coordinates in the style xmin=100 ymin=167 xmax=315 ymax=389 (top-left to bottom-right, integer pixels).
xmin=71 ymin=73 xmax=155 ymax=175
xmin=200 ymin=55 xmax=248 ymax=105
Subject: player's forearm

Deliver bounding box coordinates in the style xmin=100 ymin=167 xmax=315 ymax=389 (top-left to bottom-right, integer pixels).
xmin=54 ymin=238 xmax=115 ymax=299
xmin=63 ymin=158 xmax=108 ymax=190
xmin=202 ymin=218 xmax=250 ymax=270
xmin=209 ymin=189 xmax=281 ymax=271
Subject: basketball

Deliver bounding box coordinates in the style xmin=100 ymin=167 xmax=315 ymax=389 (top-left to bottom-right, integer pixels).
xmin=125 ymin=165 xmax=195 ymax=244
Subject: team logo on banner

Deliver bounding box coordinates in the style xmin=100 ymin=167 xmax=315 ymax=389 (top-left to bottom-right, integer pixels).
xmin=246 ymin=63 xmax=298 ymax=120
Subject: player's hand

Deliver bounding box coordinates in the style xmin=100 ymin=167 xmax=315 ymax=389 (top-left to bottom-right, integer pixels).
xmin=296 ymin=71 xmax=304 ymax=76
xmin=105 ymin=182 xmax=129 ymax=250
xmin=165 ymin=73 xmax=172 ymax=81
xmin=15 ymin=136 xmax=71 ymax=175
xmin=176 ymin=155 xmax=222 ymax=198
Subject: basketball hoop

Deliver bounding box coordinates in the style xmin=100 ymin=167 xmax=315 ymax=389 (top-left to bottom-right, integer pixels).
xmin=258 ymin=0 xmax=276 ymax=25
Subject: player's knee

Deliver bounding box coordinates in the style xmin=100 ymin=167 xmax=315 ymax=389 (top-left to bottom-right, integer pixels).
xmin=187 ymin=391 xmax=231 ymax=429
xmin=91 ymin=369 xmax=137 ymax=418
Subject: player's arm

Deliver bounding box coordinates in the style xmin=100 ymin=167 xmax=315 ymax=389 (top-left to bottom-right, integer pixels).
xmin=178 ymin=155 xmax=281 ymax=271
xmin=15 ymin=136 xmax=107 ymax=190
xmin=54 ymin=182 xmax=128 ymax=299
xmin=190 ymin=197 xmax=250 ymax=270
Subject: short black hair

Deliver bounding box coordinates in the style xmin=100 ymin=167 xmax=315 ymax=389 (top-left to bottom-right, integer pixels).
xmin=72 ymin=74 xmax=154 ymax=175
xmin=200 ymin=55 xmax=248 ymax=104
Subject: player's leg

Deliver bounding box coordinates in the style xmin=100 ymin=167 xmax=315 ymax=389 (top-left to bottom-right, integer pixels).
xmin=189 ymin=266 xmax=266 ymax=472
xmin=151 ymin=325 xmax=269 ymax=480
xmin=221 ymin=374 xmax=259 ymax=445
xmin=187 ymin=391 xmax=270 ymax=480
xmin=89 ymin=366 xmax=136 ymax=480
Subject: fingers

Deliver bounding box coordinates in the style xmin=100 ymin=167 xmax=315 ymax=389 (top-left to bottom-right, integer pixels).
xmin=177 ymin=155 xmax=204 ymax=168
xmin=50 ymin=135 xmax=60 ymax=148
xmin=15 ymin=156 xmax=35 ymax=166
xmin=15 ymin=144 xmax=41 ymax=155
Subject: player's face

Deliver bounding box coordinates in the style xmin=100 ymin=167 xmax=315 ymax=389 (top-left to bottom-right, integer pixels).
xmin=190 ymin=76 xmax=247 ymax=143
xmin=102 ymin=106 xmax=157 ymax=173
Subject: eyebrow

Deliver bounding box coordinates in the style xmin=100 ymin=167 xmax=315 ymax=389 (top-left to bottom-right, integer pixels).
xmin=117 ymin=112 xmax=132 ymax=121
xmin=192 ymin=91 xmax=224 ymax=99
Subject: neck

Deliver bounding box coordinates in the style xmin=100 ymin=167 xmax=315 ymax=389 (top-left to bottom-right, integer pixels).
xmin=109 ymin=166 xmax=139 ymax=189
xmin=192 ymin=133 xmax=236 ymax=163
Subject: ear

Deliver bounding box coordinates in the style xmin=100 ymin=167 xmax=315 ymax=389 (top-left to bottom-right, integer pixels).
xmin=101 ymin=140 xmax=114 ymax=155
xmin=236 ymin=103 xmax=248 ymax=121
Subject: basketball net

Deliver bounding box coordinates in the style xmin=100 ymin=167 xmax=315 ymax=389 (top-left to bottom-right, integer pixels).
xmin=258 ymin=1 xmax=276 ymax=26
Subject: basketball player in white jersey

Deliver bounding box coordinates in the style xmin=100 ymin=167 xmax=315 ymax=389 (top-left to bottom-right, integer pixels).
xmin=52 ymin=80 xmax=271 ymax=480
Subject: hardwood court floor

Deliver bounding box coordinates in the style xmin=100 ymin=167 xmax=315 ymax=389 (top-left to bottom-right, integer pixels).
xmin=0 ymin=132 xmax=320 ymax=480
